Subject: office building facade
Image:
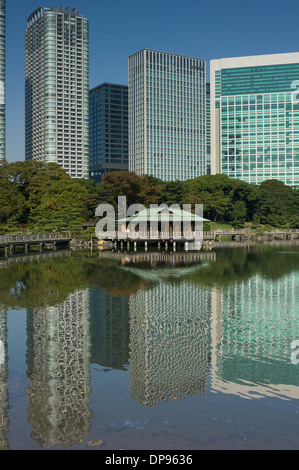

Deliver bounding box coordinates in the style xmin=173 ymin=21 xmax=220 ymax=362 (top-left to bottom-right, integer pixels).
xmin=25 ymin=6 xmax=89 ymax=178
xmin=0 ymin=0 xmax=5 ymax=162
xmin=129 ymin=49 xmax=206 ymax=181
xmin=89 ymin=83 xmax=128 ymax=183
xmin=210 ymin=53 xmax=299 ymax=186
xmin=206 ymin=83 xmax=211 ymax=174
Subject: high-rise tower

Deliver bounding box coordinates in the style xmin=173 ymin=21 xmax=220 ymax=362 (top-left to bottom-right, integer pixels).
xmin=128 ymin=49 xmax=206 ymax=182
xmin=25 ymin=6 xmax=89 ymax=178
xmin=0 ymin=0 xmax=5 ymax=163
xmin=210 ymin=52 xmax=299 ymax=186
xmin=206 ymin=83 xmax=211 ymax=174
xmin=89 ymin=83 xmax=128 ymax=183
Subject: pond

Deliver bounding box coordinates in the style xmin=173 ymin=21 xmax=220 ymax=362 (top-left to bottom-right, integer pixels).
xmin=0 ymin=241 xmax=299 ymax=450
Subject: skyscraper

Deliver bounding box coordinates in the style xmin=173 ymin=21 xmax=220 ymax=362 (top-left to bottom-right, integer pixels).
xmin=210 ymin=52 xmax=299 ymax=186
xmin=0 ymin=0 xmax=5 ymax=163
xmin=89 ymin=83 xmax=128 ymax=183
xmin=206 ymin=83 xmax=211 ymax=174
xmin=25 ymin=6 xmax=89 ymax=178
xmin=128 ymin=49 xmax=206 ymax=182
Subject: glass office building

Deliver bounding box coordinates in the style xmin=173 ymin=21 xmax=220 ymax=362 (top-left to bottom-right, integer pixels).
xmin=129 ymin=49 xmax=206 ymax=181
xmin=210 ymin=53 xmax=299 ymax=186
xmin=0 ymin=0 xmax=5 ymax=163
xmin=206 ymin=83 xmax=211 ymax=174
xmin=25 ymin=6 xmax=89 ymax=178
xmin=89 ymin=83 xmax=128 ymax=183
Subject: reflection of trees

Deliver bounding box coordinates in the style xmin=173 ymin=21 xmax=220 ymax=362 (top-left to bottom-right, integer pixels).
xmin=186 ymin=244 xmax=299 ymax=287
xmin=0 ymin=254 xmax=89 ymax=310
xmin=0 ymin=252 xmax=153 ymax=311
xmin=0 ymin=244 xmax=298 ymax=312
xmin=87 ymin=258 xmax=153 ymax=296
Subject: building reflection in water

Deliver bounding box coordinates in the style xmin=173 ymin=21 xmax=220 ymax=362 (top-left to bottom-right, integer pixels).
xmin=1 ymin=247 xmax=299 ymax=448
xmin=89 ymin=287 xmax=130 ymax=371
xmin=0 ymin=308 xmax=9 ymax=450
xmin=108 ymin=251 xmax=214 ymax=407
xmin=128 ymin=281 xmax=212 ymax=406
xmin=210 ymin=272 xmax=299 ymax=399
xmin=103 ymin=250 xmax=299 ymax=404
xmin=26 ymin=289 xmax=93 ymax=448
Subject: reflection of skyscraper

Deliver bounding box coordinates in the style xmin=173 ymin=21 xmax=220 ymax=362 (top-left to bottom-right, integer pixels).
xmin=0 ymin=307 xmax=9 ymax=450
xmin=0 ymin=0 xmax=5 ymax=163
xmin=128 ymin=281 xmax=211 ymax=407
xmin=89 ymin=287 xmax=130 ymax=370
xmin=26 ymin=289 xmax=92 ymax=447
xmin=210 ymin=272 xmax=299 ymax=399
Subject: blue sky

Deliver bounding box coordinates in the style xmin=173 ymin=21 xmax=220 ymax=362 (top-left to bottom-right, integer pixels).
xmin=6 ymin=0 xmax=299 ymax=162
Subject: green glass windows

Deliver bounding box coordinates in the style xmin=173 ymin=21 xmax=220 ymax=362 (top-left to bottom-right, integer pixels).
xmin=221 ymin=63 xmax=299 ymax=96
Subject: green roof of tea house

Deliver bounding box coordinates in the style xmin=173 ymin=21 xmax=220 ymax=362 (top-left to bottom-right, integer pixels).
xmin=118 ymin=206 xmax=209 ymax=223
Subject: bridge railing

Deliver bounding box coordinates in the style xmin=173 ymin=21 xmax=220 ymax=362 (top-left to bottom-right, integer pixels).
xmin=97 ymin=227 xmax=299 ymax=241
xmin=268 ymin=228 xmax=299 ymax=233
xmin=98 ymin=230 xmax=205 ymax=240
xmin=4 ymin=228 xmax=297 ymax=245
xmin=207 ymin=228 xmax=299 ymax=235
xmin=0 ymin=232 xmax=72 ymax=244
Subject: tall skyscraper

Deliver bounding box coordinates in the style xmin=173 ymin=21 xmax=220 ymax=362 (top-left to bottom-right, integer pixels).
xmin=128 ymin=49 xmax=206 ymax=182
xmin=89 ymin=83 xmax=128 ymax=183
xmin=210 ymin=52 xmax=299 ymax=186
xmin=25 ymin=6 xmax=89 ymax=178
xmin=0 ymin=0 xmax=5 ymax=163
xmin=206 ymin=83 xmax=211 ymax=174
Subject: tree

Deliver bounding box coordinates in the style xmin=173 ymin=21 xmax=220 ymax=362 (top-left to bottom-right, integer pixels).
xmin=0 ymin=177 xmax=25 ymax=223
xmin=0 ymin=161 xmax=92 ymax=232
xmin=0 ymin=162 xmax=26 ymax=224
xmin=160 ymin=180 xmax=187 ymax=206
xmin=231 ymin=200 xmax=247 ymax=228
xmin=1 ymin=161 xmax=299 ymax=232
xmin=257 ymin=180 xmax=297 ymax=226
xmin=289 ymin=215 xmax=299 ymax=228
xmin=137 ymin=175 xmax=162 ymax=206
xmin=252 ymin=213 xmax=260 ymax=225
xmin=28 ymin=177 xmax=89 ymax=232
xmin=86 ymin=171 xmax=163 ymax=220
xmin=185 ymin=174 xmax=235 ymax=221
xmin=102 ymin=171 xmax=141 ymax=207
xmin=199 ymin=190 xmax=233 ymax=222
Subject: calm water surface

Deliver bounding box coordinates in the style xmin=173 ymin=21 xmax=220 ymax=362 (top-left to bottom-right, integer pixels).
xmin=0 ymin=241 xmax=299 ymax=450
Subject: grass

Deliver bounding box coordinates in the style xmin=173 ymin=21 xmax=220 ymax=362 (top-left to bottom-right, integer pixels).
xmin=210 ymin=222 xmax=234 ymax=230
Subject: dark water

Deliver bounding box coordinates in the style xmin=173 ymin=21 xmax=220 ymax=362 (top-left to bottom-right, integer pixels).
xmin=0 ymin=241 xmax=299 ymax=450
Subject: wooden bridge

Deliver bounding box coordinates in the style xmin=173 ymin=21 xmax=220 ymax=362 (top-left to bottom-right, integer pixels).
xmin=0 ymin=233 xmax=72 ymax=257
xmin=208 ymin=228 xmax=299 ymax=241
